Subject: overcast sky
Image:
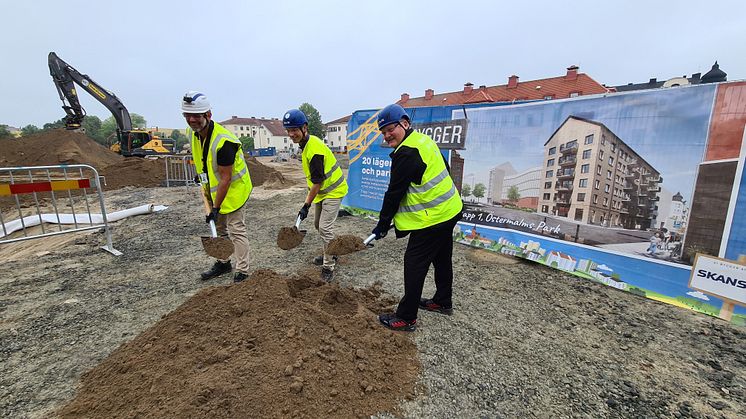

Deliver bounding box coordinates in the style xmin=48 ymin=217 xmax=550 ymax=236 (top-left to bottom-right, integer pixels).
xmin=2 ymin=0 xmax=744 ymax=130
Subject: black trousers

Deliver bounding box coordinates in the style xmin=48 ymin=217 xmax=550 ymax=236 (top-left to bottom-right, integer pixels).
xmin=395 ymin=214 xmax=460 ymax=320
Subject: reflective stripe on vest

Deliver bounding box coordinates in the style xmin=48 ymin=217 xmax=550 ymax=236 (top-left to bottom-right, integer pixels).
xmin=190 ymin=122 xmax=252 ymax=213
xmin=392 ymin=131 xmax=462 ymax=230
xmin=302 ymin=135 xmax=348 ymax=203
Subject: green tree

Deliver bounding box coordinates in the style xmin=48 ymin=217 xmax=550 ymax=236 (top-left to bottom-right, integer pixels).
xmin=473 ymin=183 xmax=486 ymax=202
xmin=461 ymin=184 xmax=472 ymax=201
xmin=170 ymin=129 xmax=188 ymax=150
xmin=20 ymin=124 xmax=41 ymax=136
xmin=43 ymin=118 xmax=65 ymax=131
xmin=100 ymin=113 xmax=147 ymax=142
xmin=238 ymin=135 xmax=254 ymax=150
xmin=81 ymin=116 xmax=104 ymax=144
xmin=0 ymin=124 xmax=12 ymax=139
xmin=508 ymin=185 xmax=520 ymax=203
xmin=298 ymin=103 xmax=323 ymax=139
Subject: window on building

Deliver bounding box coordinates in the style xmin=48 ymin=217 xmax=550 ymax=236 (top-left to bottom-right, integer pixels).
xmin=609 ymin=156 xmax=614 ymax=165
xmin=574 ymin=208 xmax=584 ymax=221
xmin=601 ymin=135 xmax=606 ymax=145
xmin=584 ymin=134 xmax=594 ymax=144
xmin=597 ymin=165 xmax=602 ymax=175
xmin=607 ymin=170 xmax=612 ymax=180
xmin=544 ymin=181 xmax=552 ymax=189
xmin=579 ymin=179 xmax=588 ymax=187
xmin=603 ymin=197 xmax=609 ymax=206
xmin=547 ymin=159 xmax=555 ymax=167
xmin=582 ymin=149 xmax=592 ymax=159
xmin=604 ymin=184 xmax=610 ymax=193
xmin=542 ymin=205 xmax=549 ymax=213
xmin=611 ymin=143 xmax=617 ymax=153
xmin=544 ymin=95 xmax=554 ymax=100
xmin=543 ymin=193 xmax=551 ymax=200
xmin=581 ymin=164 xmax=589 ymax=174
xmin=546 ymin=170 xmax=553 ymax=178
xmin=593 ymin=194 xmax=598 ymax=204
xmin=577 ymin=193 xmax=586 ymax=202
xmin=548 ymin=146 xmax=556 ymax=155
xmin=569 ymin=92 xmax=580 ymax=98
xmin=594 ymin=179 xmax=600 ymax=189
xmin=599 ymin=150 xmax=604 ymax=159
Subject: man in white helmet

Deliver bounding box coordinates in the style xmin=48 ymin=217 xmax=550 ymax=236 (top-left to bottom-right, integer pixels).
xmin=182 ymin=91 xmax=253 ymax=283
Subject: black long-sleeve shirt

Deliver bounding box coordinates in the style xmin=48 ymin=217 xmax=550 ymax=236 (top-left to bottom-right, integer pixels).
xmin=378 ymin=129 xmax=451 ymax=238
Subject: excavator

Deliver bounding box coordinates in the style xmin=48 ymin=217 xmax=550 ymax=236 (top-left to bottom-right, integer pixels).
xmin=48 ymin=52 xmax=175 ymax=157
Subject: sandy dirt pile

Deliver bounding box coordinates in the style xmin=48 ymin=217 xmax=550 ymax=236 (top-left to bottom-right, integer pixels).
xmin=57 ymin=269 xmax=418 ymax=419
xmin=277 ymin=226 xmax=306 ymax=250
xmin=327 ymin=234 xmax=367 ymax=255
xmin=0 ymin=130 xmax=289 ymax=191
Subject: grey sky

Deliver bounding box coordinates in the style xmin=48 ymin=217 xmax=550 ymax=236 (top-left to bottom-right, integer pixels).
xmin=2 ymin=0 xmax=744 ymax=130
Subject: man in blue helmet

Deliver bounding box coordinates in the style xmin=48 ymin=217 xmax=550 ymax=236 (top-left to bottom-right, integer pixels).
xmin=283 ymin=108 xmax=348 ymax=281
xmin=372 ymin=104 xmax=463 ymax=332
xmin=182 ymin=91 xmax=253 ymax=283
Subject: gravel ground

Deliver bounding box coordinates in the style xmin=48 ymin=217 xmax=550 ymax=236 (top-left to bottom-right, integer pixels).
xmin=1 ymin=183 xmax=744 ymax=418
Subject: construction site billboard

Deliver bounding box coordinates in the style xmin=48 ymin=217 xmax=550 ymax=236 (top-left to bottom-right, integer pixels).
xmin=344 ymin=81 xmax=746 ymax=324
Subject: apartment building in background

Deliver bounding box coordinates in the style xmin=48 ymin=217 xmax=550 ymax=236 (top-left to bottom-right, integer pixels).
xmin=324 ymin=115 xmax=350 ymax=152
xmin=538 ymin=116 xmax=662 ymax=229
xmin=501 ymin=167 xmax=541 ymax=208
xmin=220 ymin=116 xmax=295 ymax=152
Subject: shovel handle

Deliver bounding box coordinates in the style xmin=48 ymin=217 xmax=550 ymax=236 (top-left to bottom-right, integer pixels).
xmin=363 ymin=234 xmax=377 ymax=246
xmin=199 ymin=189 xmax=218 ymax=238
xmin=295 ymin=214 xmax=302 ymax=229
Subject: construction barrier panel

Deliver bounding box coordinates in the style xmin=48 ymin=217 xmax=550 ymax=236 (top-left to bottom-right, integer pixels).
xmin=0 ymin=164 xmax=121 ymax=255
xmin=344 ymin=81 xmax=746 ymax=325
xmin=164 ymin=155 xmax=197 ymax=187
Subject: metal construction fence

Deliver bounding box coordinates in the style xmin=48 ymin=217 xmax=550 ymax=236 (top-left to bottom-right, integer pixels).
xmin=0 ymin=164 xmax=121 ymax=255
xmin=164 ymin=155 xmax=197 ymax=187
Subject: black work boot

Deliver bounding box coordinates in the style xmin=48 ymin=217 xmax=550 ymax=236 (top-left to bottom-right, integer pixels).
xmin=233 ymin=272 xmax=249 ymax=283
xmin=321 ymin=267 xmax=334 ymax=282
xmin=313 ymin=255 xmax=338 ymax=266
xmin=200 ymin=260 xmax=232 ymax=280
xmin=419 ymin=298 xmax=453 ymax=315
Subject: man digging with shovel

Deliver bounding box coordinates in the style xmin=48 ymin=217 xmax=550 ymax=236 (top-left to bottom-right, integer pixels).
xmin=283 ymin=109 xmax=348 ymax=282
xmin=183 ymin=91 xmax=253 ymax=283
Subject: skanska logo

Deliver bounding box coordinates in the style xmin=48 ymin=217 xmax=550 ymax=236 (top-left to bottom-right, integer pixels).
xmin=696 ymin=270 xmax=746 ymax=289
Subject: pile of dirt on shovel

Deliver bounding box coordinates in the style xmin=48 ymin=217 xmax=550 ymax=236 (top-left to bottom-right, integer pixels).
xmin=58 ymin=269 xmax=418 ymax=419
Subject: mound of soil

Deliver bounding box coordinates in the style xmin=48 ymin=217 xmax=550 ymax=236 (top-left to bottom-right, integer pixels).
xmin=0 ymin=130 xmax=289 ymax=191
xmin=0 ymin=130 xmax=123 ymax=168
xmin=57 ymin=269 xmax=418 ymax=419
xmin=277 ymin=226 xmax=306 ymax=250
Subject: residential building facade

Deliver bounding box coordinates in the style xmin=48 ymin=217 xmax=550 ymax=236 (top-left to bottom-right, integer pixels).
xmin=538 ymin=116 xmax=662 ymax=229
xmin=324 ymin=115 xmax=350 ymax=152
xmin=220 ymin=116 xmax=295 ymax=152
xmin=501 ymin=167 xmax=541 ymax=208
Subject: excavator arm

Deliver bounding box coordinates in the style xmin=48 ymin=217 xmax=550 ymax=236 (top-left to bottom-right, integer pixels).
xmin=48 ymin=52 xmax=132 ymax=132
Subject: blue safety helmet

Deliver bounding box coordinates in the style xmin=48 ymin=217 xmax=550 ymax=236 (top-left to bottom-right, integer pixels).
xmin=376 ymin=104 xmax=410 ymax=130
xmin=282 ymin=109 xmax=308 ymax=129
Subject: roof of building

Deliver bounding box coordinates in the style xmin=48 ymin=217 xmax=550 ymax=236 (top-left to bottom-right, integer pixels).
xmin=220 ymin=116 xmax=287 ymax=137
xmin=325 ymin=114 xmax=351 ymax=125
xmin=397 ymin=66 xmax=608 ymax=108
xmin=611 ymin=61 xmax=727 ymax=92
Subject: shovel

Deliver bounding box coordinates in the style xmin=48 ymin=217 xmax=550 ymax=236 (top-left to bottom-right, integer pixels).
xmin=326 ymin=226 xmax=389 ymax=256
xmin=199 ymin=190 xmax=234 ymax=260
xmin=277 ymin=214 xmax=306 ymax=250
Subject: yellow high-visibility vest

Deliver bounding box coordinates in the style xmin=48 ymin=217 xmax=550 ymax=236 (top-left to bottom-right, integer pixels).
xmin=393 ymin=131 xmax=462 ymax=230
xmin=189 ymin=122 xmax=252 ymax=213
xmin=301 ymin=135 xmax=348 ymax=203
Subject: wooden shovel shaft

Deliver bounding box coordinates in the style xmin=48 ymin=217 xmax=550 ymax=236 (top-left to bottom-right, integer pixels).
xmin=199 ymin=189 xmax=219 ymax=238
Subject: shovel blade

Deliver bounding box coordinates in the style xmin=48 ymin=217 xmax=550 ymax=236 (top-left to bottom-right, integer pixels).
xmin=277 ymin=226 xmax=306 ymax=250
xmin=201 ymin=236 xmax=234 ymax=260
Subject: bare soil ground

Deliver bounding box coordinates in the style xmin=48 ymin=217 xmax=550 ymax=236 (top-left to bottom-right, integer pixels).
xmin=0 ymin=135 xmax=744 ymax=418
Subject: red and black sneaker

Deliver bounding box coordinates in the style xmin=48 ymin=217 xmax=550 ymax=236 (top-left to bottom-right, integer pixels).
xmin=378 ymin=313 xmax=417 ymax=332
xmin=419 ymin=299 xmax=453 ymax=315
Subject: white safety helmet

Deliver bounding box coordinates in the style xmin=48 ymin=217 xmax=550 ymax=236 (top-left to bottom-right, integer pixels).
xmin=181 ymin=91 xmax=211 ymax=113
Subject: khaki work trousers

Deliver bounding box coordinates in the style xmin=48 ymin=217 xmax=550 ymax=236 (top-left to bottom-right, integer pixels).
xmin=215 ymin=201 xmax=250 ymax=274
xmin=313 ymin=197 xmax=342 ymax=270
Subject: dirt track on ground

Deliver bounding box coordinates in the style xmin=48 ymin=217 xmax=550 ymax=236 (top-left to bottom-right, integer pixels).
xmin=0 ymin=133 xmax=745 ymax=418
